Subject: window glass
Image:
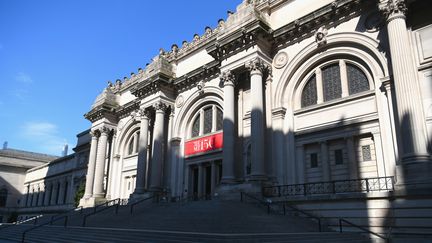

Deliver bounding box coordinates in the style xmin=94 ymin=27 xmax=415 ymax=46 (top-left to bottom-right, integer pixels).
xmin=347 ymin=64 xmax=369 ymax=94
xmin=128 ymin=137 xmax=134 ymax=155
xmin=335 ymin=149 xmax=343 ymax=165
xmin=216 ymin=108 xmax=223 ymax=131
xmin=322 ymin=64 xmax=342 ymax=101
xmin=204 ymin=108 xmax=213 ymax=134
xmin=192 ymin=115 xmax=200 ymax=137
xmin=310 ymin=153 xmax=318 ymax=168
xmin=362 ymin=145 xmax=372 ymax=161
xmin=301 ymin=74 xmax=317 ymax=107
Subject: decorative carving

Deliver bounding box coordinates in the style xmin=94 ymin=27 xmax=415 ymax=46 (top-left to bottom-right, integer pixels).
xmin=138 ymin=107 xmax=152 ymax=119
xmin=99 ymin=126 xmax=111 ymax=136
xmin=246 ymin=57 xmax=265 ymax=73
xmin=219 ymin=71 xmax=236 ymax=86
xmin=90 ymin=130 xmax=100 ymax=138
xmin=153 ymin=102 xmax=168 ymax=112
xmin=273 ymin=51 xmax=288 ymax=69
xmin=378 ymin=0 xmax=407 ymax=19
xmin=197 ymin=80 xmax=205 ymax=95
xmin=315 ymin=26 xmax=328 ymax=46
xmin=175 ymin=95 xmax=184 ymax=108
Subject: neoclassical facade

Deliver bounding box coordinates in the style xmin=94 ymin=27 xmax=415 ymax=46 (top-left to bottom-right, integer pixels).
xmin=79 ymin=0 xmax=432 ymax=209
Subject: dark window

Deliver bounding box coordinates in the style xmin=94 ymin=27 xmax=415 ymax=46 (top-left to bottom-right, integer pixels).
xmin=56 ymin=183 xmax=60 ymax=205
xmin=347 ymin=64 xmax=369 ymax=94
xmin=30 ymin=189 xmax=34 ymax=206
xmin=362 ymin=145 xmax=372 ymax=161
xmin=48 ymin=184 xmax=53 ymax=206
xmin=335 ymin=149 xmax=343 ymax=165
xmin=216 ymin=108 xmax=223 ymax=131
xmin=63 ymin=181 xmax=68 ymax=204
xmin=246 ymin=144 xmax=252 ymax=175
xmin=204 ymin=108 xmax=213 ymax=134
xmin=192 ymin=114 xmax=200 ymax=137
xmin=322 ymin=64 xmax=342 ymax=101
xmin=128 ymin=137 xmax=134 ymax=155
xmin=35 ymin=188 xmax=40 ymax=206
xmin=310 ymin=153 xmax=318 ymax=168
xmin=301 ymin=74 xmax=318 ymax=107
xmin=0 ymin=188 xmax=7 ymax=207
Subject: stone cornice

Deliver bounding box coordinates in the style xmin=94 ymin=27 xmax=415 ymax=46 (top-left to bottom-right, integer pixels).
xmin=115 ymin=100 xmax=140 ymax=119
xmin=84 ymin=105 xmax=116 ymax=123
xmin=173 ymin=60 xmax=220 ymax=93
xmin=273 ymin=0 xmax=372 ymax=48
xmin=130 ymin=72 xmax=174 ymax=99
xmin=207 ymin=18 xmax=272 ymax=61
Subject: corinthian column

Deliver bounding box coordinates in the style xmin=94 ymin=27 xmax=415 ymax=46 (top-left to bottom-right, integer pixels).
xmin=220 ymin=71 xmax=236 ymax=183
xmin=379 ymin=0 xmax=431 ymax=187
xmin=134 ymin=108 xmax=151 ymax=194
xmin=83 ymin=130 xmax=99 ymax=198
xmin=93 ymin=126 xmax=110 ymax=198
xmin=149 ymin=102 xmax=167 ymax=191
xmin=246 ymin=57 xmax=267 ymax=181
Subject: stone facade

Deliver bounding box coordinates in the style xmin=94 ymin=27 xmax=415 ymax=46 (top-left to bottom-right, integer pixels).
xmin=0 ymin=148 xmax=58 ymax=222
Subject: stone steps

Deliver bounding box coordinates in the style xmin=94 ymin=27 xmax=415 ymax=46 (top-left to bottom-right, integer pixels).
xmin=0 ymin=200 xmax=373 ymax=242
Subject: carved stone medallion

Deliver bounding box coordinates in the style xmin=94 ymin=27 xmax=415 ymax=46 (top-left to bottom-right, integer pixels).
xmin=273 ymin=51 xmax=288 ymax=69
xmin=175 ymin=95 xmax=184 ymax=108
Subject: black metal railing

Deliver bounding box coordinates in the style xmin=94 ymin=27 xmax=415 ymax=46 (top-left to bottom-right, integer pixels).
xmin=22 ymin=215 xmax=68 ymax=243
xmin=339 ymin=218 xmax=389 ymax=242
xmin=82 ymin=198 xmax=121 ymax=227
xmin=130 ymin=196 xmax=155 ymax=214
xmin=263 ymin=176 xmax=395 ymax=198
xmin=240 ymin=192 xmax=322 ymax=232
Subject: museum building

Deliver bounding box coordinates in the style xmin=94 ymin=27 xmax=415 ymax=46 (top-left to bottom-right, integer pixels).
xmin=13 ymin=0 xmax=432 ymax=234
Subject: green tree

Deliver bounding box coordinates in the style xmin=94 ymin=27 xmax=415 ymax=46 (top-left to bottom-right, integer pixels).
xmin=74 ymin=182 xmax=85 ymax=207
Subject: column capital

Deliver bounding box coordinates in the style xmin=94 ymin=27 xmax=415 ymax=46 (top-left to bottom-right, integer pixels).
xmin=153 ymin=101 xmax=168 ymax=113
xmin=219 ymin=70 xmax=236 ymax=87
xmin=90 ymin=130 xmax=100 ymax=138
xmin=246 ymin=57 xmax=269 ymax=75
xmin=99 ymin=126 xmax=111 ymax=136
xmin=137 ymin=107 xmax=152 ymax=120
xmin=378 ymin=0 xmax=407 ymax=21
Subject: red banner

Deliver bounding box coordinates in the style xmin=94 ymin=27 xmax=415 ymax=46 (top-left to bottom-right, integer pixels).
xmin=184 ymin=132 xmax=223 ymax=156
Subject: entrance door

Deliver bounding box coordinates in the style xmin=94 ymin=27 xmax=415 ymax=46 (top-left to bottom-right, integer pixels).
xmin=205 ymin=166 xmax=212 ymax=199
xmin=192 ymin=167 xmax=199 ymax=200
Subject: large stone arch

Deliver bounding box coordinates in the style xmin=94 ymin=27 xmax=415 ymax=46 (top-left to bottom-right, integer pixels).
xmin=274 ymin=32 xmax=390 ymax=110
xmin=173 ymin=86 xmax=224 ymax=139
xmin=114 ymin=117 xmax=140 ymax=156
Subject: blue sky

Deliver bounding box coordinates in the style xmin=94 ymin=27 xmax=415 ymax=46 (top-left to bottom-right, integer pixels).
xmin=0 ymin=0 xmax=241 ymax=156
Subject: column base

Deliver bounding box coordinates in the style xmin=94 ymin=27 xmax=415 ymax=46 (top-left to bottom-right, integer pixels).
xmin=395 ymin=157 xmax=432 ymax=195
xmin=220 ymin=176 xmax=236 ymax=184
xmin=78 ymin=196 xmax=107 ymax=208
xmin=248 ymin=174 xmax=268 ymax=181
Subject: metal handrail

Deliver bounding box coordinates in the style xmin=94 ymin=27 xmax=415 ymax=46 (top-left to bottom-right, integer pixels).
xmin=263 ymin=176 xmax=395 ymax=197
xmin=279 ymin=202 xmax=322 ymax=232
xmin=130 ymin=196 xmax=155 ymax=214
xmin=49 ymin=206 xmax=84 ymax=224
xmin=82 ymin=198 xmax=120 ymax=227
xmin=240 ymin=192 xmax=272 ymax=214
xmin=22 ymin=215 xmax=68 ymax=243
xmin=339 ymin=218 xmax=389 ymax=242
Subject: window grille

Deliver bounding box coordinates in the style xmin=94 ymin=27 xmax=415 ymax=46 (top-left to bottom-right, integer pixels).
xmin=322 ymin=64 xmax=342 ymax=101
xmin=347 ymin=64 xmax=369 ymax=94
xmin=204 ymin=108 xmax=213 ymax=134
xmin=362 ymin=145 xmax=372 ymax=161
xmin=216 ymin=108 xmax=223 ymax=131
xmin=192 ymin=114 xmax=200 ymax=137
xmin=301 ymin=74 xmax=318 ymax=107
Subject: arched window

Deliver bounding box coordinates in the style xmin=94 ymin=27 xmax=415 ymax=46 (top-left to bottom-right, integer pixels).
xmin=0 ymin=188 xmax=7 ymax=207
xmin=190 ymin=105 xmax=223 ymax=138
xmin=322 ymin=64 xmax=342 ymax=101
xmin=128 ymin=137 xmax=135 ymax=155
xmin=126 ymin=131 xmax=139 ymax=155
xmin=301 ymin=60 xmax=371 ymax=108
xmin=347 ymin=64 xmax=369 ymax=94
xmin=301 ymin=74 xmax=317 ymax=107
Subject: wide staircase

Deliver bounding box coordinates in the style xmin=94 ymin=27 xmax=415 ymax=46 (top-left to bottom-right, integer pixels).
xmin=0 ymin=194 xmax=375 ymax=243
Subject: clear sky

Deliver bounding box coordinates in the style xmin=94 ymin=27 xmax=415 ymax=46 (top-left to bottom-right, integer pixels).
xmin=0 ymin=0 xmax=242 ymax=156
